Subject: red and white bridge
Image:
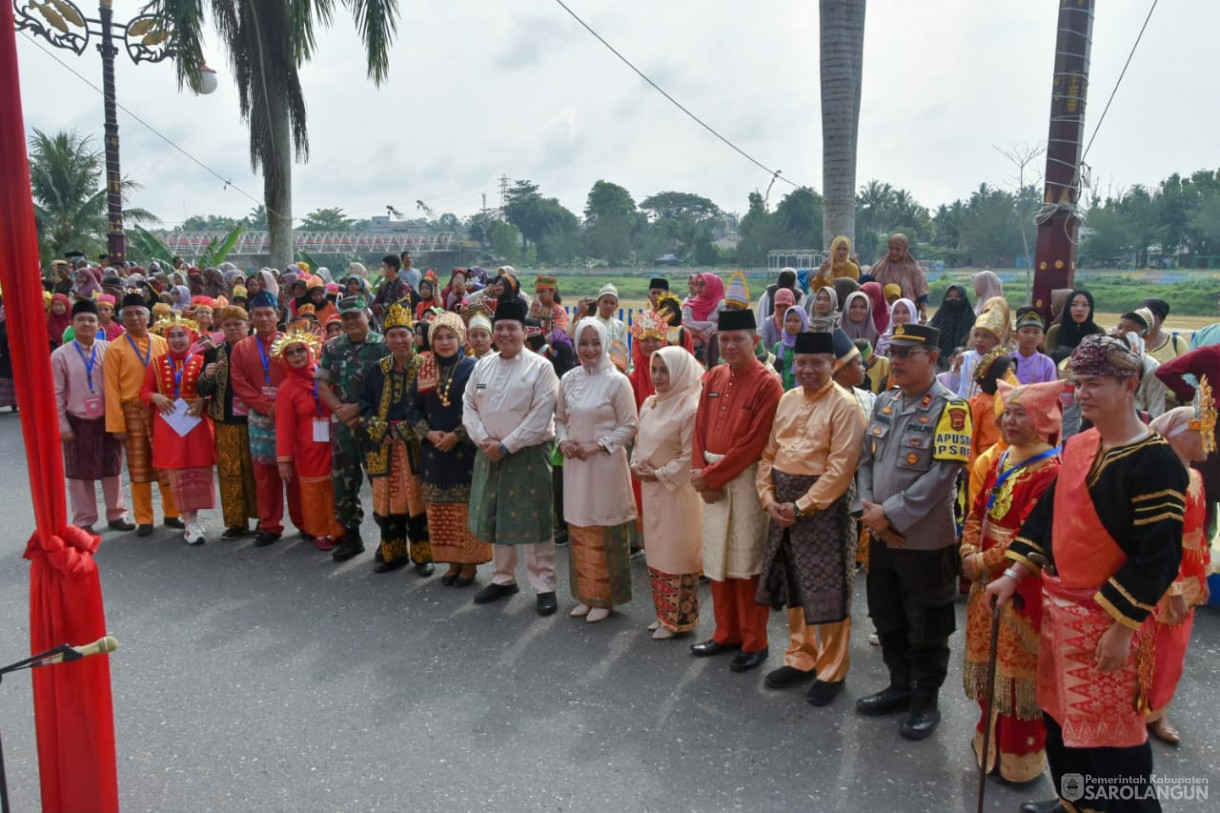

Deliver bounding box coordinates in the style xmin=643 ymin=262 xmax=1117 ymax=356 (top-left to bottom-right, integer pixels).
xmin=157 ymin=230 xmax=460 ymax=260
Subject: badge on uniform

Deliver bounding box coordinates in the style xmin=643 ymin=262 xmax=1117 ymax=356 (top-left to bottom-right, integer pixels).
xmin=707 ymin=392 xmax=720 ymax=398
xmin=312 ymin=418 xmax=330 ymax=443
xmin=932 ymin=400 xmax=972 ymax=462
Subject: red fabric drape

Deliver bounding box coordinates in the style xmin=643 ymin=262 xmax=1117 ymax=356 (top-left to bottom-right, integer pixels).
xmin=1 ymin=7 xmax=119 ymax=811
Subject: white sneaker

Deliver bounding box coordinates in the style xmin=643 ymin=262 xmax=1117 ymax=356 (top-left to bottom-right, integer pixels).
xmin=184 ymin=521 xmax=205 ymax=545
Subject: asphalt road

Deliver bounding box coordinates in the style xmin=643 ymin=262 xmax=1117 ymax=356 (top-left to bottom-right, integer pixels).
xmin=0 ymin=409 xmax=1216 ymax=812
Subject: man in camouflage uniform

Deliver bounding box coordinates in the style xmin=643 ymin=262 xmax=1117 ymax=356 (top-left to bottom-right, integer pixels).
xmin=316 ymin=295 xmax=388 ymax=562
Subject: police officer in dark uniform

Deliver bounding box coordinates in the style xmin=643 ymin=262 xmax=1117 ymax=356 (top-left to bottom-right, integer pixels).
xmin=855 ymin=323 xmax=973 ymax=740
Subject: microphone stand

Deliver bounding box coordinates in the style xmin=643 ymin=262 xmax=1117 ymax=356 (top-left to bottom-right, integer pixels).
xmin=0 ymin=644 xmax=82 ymax=813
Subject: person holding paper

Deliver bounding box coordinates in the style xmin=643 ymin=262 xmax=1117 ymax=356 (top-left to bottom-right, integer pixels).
xmin=273 ymin=327 xmax=346 ymax=550
xmin=141 ymin=315 xmax=215 ymax=544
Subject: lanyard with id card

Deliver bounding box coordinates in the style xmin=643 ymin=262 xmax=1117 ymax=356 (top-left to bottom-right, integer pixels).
xmin=311 ymin=382 xmax=329 ymax=442
xmin=75 ymin=341 xmax=105 ymax=418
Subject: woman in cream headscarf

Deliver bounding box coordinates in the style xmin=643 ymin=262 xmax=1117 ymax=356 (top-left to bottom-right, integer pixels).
xmin=556 ymin=317 xmax=639 ymax=624
xmin=632 ymin=346 xmax=705 ymax=639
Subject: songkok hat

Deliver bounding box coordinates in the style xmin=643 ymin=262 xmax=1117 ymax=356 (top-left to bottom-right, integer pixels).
xmin=218 ymin=306 xmax=249 ymax=323
xmin=717 ymin=309 xmax=756 ymax=332
xmin=973 ymin=301 xmax=1010 ymax=341
xmin=337 ymin=295 xmax=368 ymax=315
xmin=888 ymin=322 xmax=940 ymax=348
xmin=382 ymin=301 xmax=413 ymax=332
xmin=996 ymin=380 xmax=1065 ymax=443
xmin=120 ymin=292 xmax=148 ymax=311
xmin=794 ymin=332 xmax=834 ymax=355
xmin=1068 ymin=334 xmax=1142 ymax=379
xmin=493 ymin=300 xmax=528 ymax=325
xmin=71 ymin=298 xmax=99 ymax=317
xmin=774 ymin=288 xmax=796 ymax=308
xmin=597 ymin=283 xmax=619 ymax=302
xmin=534 ymin=275 xmax=558 ymax=291
xmin=648 ymin=277 xmax=670 ymax=291
xmin=725 ymin=271 xmax=750 ymax=309
xmin=1014 ymin=310 xmax=1045 ymax=331
xmin=830 ymin=328 xmax=860 ymax=372
xmin=249 ymin=291 xmax=278 ymax=311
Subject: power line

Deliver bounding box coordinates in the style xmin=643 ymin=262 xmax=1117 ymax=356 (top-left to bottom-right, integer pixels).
xmin=19 ymin=32 xmax=276 ymax=217
xmin=551 ymin=0 xmax=800 ymax=189
xmin=1082 ymin=0 xmax=1158 ymax=162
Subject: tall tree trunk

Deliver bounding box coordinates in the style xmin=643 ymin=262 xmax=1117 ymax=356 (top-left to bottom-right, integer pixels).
xmin=266 ymin=91 xmax=293 ymax=270
xmin=820 ymin=0 xmax=867 ymax=252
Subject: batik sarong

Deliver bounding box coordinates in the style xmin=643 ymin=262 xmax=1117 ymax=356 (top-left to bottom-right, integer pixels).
xmin=568 ymin=522 xmax=633 ymax=608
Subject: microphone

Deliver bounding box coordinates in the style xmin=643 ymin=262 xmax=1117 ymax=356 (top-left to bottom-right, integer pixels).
xmin=35 ymin=636 xmax=119 ymax=666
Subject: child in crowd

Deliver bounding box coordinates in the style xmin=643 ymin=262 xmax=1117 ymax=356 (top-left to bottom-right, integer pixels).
xmin=771 ymin=306 xmax=808 ymax=390
xmin=1010 ymin=308 xmax=1057 ymax=384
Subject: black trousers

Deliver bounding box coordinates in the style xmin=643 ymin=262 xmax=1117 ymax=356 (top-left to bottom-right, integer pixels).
xmin=1043 ymin=712 xmax=1159 ymax=812
xmin=865 ymin=541 xmax=957 ymax=694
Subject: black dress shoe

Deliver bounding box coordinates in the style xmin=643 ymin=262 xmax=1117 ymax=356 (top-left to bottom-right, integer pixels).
xmin=729 ymin=647 xmax=769 ymax=673
xmin=806 ymin=679 xmax=845 ymax=706
xmin=300 ymin=532 xmax=316 ymax=543
xmin=107 ymin=519 xmax=136 ymax=532
xmin=856 ymin=686 xmax=912 ymax=716
xmin=221 ymin=526 xmax=247 ymax=540
xmin=690 ymin=639 xmax=740 ymax=657
xmin=1019 ymin=801 xmax=1067 ymax=813
xmin=553 ymin=529 xmax=569 ymax=547
xmin=253 ymin=532 xmax=281 ymax=548
xmin=764 ymin=665 xmax=815 ymax=689
xmin=474 ymin=582 xmax=520 ymax=604
xmin=164 ymin=517 xmax=185 ymax=529
xmin=440 ymin=573 xmax=458 ymax=587
xmin=136 ymin=524 xmax=154 ymax=537
xmin=374 ymin=558 xmax=409 ymax=574
xmin=414 ymin=562 xmax=435 ymax=577
xmin=536 ymin=591 xmax=558 ymax=616
xmin=331 ymin=538 xmax=365 ymax=562
xmin=900 ymin=696 xmax=941 ymax=740
xmin=78 ymin=525 xmax=95 ymax=536
xmin=452 ymin=575 xmax=476 ymax=589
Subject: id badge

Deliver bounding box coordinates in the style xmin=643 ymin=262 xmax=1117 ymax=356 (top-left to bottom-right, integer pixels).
xmin=312 ymin=418 xmax=330 ymax=443
xmin=232 ymin=396 xmax=249 ymax=418
xmin=261 ymin=385 xmax=277 ymax=399
xmin=83 ymin=395 xmax=104 ymax=418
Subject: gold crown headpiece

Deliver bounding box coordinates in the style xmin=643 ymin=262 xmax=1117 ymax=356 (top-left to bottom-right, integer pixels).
xmin=1191 ymin=375 xmax=1217 ymax=455
xmin=383 ymin=300 xmax=414 ymax=332
xmin=631 ymin=309 xmax=668 ymax=342
xmin=150 ymin=314 xmax=198 ymax=336
xmin=271 ymin=326 xmax=323 ymax=361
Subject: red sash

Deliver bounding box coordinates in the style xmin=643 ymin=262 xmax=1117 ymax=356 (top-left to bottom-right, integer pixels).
xmin=1037 ymin=428 xmax=1153 ymax=748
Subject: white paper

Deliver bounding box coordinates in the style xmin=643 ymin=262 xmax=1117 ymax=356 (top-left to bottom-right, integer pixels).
xmin=312 ymin=418 xmax=330 ymax=443
xmin=163 ymin=398 xmax=203 ymax=438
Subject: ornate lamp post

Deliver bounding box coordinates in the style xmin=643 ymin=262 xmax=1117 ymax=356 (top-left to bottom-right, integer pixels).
xmin=14 ymin=0 xmax=215 ymax=264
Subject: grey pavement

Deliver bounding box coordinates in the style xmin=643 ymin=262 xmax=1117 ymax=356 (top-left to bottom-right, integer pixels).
xmin=0 ymin=409 xmax=1216 ymax=812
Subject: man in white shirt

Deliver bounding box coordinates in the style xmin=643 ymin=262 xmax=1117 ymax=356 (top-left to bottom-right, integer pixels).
xmin=464 ymin=300 xmax=562 ymax=616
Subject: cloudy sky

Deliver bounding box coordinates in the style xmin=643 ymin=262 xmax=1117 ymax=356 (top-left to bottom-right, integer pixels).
xmin=15 ymin=0 xmax=1217 ymax=228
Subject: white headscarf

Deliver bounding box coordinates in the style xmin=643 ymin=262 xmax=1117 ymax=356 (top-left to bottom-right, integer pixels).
xmin=573 ymin=317 xmax=613 ymax=374
xmin=652 ymin=345 xmax=703 ymax=404
xmin=634 ymin=345 xmax=704 ymax=464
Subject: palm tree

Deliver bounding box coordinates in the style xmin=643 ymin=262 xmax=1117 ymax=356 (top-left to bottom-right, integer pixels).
xmin=819 ymin=0 xmax=867 ymax=249
xmin=28 ymin=129 xmax=158 ymax=264
xmin=149 ymin=1 xmax=399 ymax=270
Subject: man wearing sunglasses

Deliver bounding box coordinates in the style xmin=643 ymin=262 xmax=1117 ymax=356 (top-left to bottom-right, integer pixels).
xmin=856 ymin=323 xmax=972 ymax=741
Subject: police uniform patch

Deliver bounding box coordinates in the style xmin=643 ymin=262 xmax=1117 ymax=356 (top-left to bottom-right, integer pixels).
xmin=919 ymin=393 xmax=934 ymax=409
xmin=906 ymin=452 xmax=919 ymax=464
xmin=917 ymin=415 xmax=931 ymax=424
xmin=933 ymin=400 xmax=972 ymax=462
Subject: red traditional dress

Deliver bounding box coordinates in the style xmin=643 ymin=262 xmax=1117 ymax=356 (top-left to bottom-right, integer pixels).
xmin=141 ymin=349 xmax=216 ymax=512
xmin=1147 ymin=467 xmax=1209 ymax=719
xmin=275 ymin=345 xmax=344 ymax=541
xmin=961 ymin=445 xmax=1059 ymax=782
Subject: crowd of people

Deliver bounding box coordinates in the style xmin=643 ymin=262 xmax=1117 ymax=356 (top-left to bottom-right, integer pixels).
xmin=28 ymin=234 xmax=1220 ymax=812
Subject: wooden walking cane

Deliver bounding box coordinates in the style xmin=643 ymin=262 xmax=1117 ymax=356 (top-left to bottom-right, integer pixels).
xmin=976 ymin=597 xmax=1003 ymax=813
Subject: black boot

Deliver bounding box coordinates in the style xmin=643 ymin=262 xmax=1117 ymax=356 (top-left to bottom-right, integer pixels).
xmin=899 ymin=691 xmax=941 ymax=740
xmin=856 ymin=682 xmax=912 ymax=716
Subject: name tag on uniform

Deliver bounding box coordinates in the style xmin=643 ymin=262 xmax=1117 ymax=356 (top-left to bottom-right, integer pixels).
xmin=83 ymin=395 xmax=103 ymax=418
xmin=313 ymin=418 xmax=330 ymax=443
xmin=261 ymin=385 xmax=277 ymax=399
xmin=707 ymin=392 xmax=720 ymax=398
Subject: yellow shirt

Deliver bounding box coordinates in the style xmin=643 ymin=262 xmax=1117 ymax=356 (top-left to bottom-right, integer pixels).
xmin=757 ymin=379 xmax=866 ymax=514
xmin=104 ymin=332 xmax=167 ymax=433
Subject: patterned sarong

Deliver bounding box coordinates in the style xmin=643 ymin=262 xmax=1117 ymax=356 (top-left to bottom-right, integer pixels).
xmin=122 ymin=401 xmax=156 ymax=483
xmin=756 ymin=471 xmax=856 ymax=625
xmin=372 ymin=435 xmax=429 ymax=564
xmin=569 ymin=522 xmax=633 ymax=608
xmin=426 ymin=503 xmax=491 ymax=565
xmin=701 ymin=453 xmax=768 ymax=580
xmin=649 ymin=568 xmax=699 ymax=632
xmin=247 ymin=409 xmax=276 ymax=465
xmin=468 ymin=443 xmax=554 ymax=547
xmin=64 ymin=414 xmax=122 ymax=481
xmin=167 ymin=466 xmax=216 ymax=513
xmin=214 ymin=422 xmax=258 ymax=527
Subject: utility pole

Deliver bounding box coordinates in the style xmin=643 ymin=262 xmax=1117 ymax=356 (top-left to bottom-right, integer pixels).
xmin=1031 ymin=0 xmax=1094 ymax=320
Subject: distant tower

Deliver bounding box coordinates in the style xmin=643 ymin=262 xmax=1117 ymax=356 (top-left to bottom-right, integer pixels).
xmin=498 ymin=174 xmax=510 ymax=218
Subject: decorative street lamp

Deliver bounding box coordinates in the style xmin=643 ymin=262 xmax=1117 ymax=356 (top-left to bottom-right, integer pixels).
xmin=13 ymin=0 xmax=215 ymax=264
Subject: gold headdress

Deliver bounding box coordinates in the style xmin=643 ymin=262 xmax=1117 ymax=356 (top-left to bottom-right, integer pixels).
xmin=631 ymin=309 xmax=668 ymax=342
xmin=1191 ymin=375 xmax=1217 ymax=455
xmin=383 ymin=300 xmax=414 ymax=332
xmin=973 ymin=297 xmax=1011 ymax=341
xmin=151 ymin=314 xmax=198 ymax=336
xmin=271 ymin=325 xmax=323 ymax=361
